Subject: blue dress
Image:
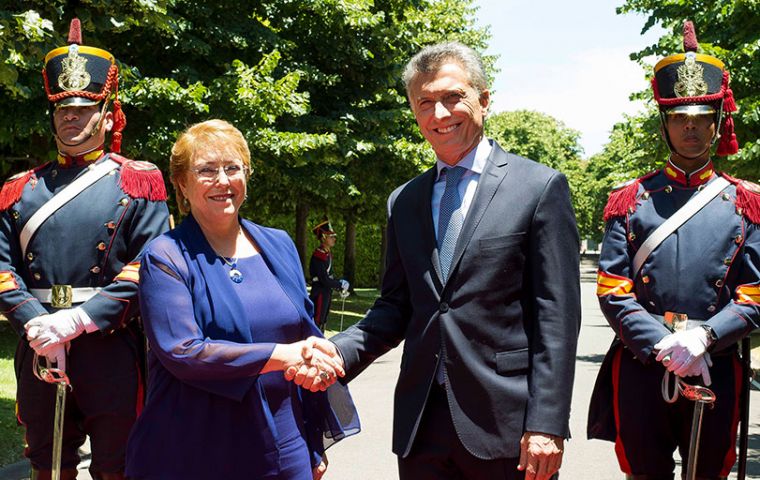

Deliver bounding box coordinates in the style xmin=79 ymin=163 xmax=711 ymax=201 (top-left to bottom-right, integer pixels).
xmin=125 ymin=215 xmax=359 ymax=479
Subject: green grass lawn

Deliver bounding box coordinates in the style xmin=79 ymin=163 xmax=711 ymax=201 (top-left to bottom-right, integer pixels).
xmin=323 ymin=287 xmax=378 ymax=338
xmin=0 ymin=320 xmax=23 ymax=468
xmin=0 ymin=289 xmax=380 ymax=468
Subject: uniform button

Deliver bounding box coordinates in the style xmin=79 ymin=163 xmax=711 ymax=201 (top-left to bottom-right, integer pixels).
xmin=51 ymin=169 xmax=58 ymax=178
xmin=649 ymin=301 xmax=656 ymax=307
xmin=697 ymin=184 xmax=705 ymax=191
xmin=722 ymin=193 xmax=731 ymax=201
xmin=724 ymin=258 xmax=732 ymax=266
xmin=105 ymin=221 xmax=116 ymax=229
xmin=642 ymin=275 xmax=650 ymax=284
xmin=88 ymin=164 xmax=96 ymax=170
xmin=627 ymin=206 xmax=634 ymax=214
xmin=439 ymin=302 xmax=449 ymax=313
xmin=715 ymin=279 xmax=724 ymax=288
xmin=641 ymin=192 xmax=650 ymax=200
xmin=737 ymin=208 xmax=743 ymax=216
xmin=33 ymin=272 xmax=41 ymax=281
xmin=90 ymin=265 xmax=101 ymax=274
xmin=119 ymin=198 xmax=129 ymax=206
xmin=628 ymin=232 xmax=636 ymax=241
xmin=665 ymin=185 xmax=673 ymax=193
xmin=97 ymin=242 xmax=106 ymax=251
xmin=108 ymin=170 xmax=116 ymax=176
xmin=26 ymin=252 xmax=34 ymax=261
xmin=11 ymin=211 xmax=20 ymax=220
xmin=736 ymin=235 xmax=744 ymax=244
xmin=707 ymin=305 xmax=716 ymax=313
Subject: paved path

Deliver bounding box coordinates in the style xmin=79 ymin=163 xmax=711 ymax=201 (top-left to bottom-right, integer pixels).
xmin=2 ymin=280 xmax=759 ymax=479
xmin=326 ymin=281 xmax=760 ymax=479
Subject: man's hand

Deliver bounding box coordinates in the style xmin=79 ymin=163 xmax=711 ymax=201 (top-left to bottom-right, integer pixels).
xmin=284 ymin=337 xmax=345 ymax=391
xmin=517 ymin=432 xmax=563 ymax=480
xmin=42 ymin=343 xmax=67 ymax=373
xmin=654 ymin=328 xmax=710 ymax=376
xmin=266 ymin=337 xmax=344 ymax=392
xmin=312 ymin=453 xmax=328 ymax=480
xmin=680 ymin=352 xmax=713 ymax=386
xmin=25 ymin=308 xmax=90 ymax=356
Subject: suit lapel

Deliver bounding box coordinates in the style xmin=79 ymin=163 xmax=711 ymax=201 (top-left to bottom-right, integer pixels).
xmin=447 ymin=144 xmax=510 ymax=282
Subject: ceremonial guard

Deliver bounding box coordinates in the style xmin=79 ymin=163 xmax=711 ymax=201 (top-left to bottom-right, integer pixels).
xmin=0 ymin=19 xmax=169 ymax=480
xmin=308 ymin=218 xmax=348 ymax=331
xmin=588 ymin=22 xmax=759 ymax=479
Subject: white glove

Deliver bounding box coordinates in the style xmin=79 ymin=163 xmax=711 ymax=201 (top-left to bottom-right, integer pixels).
xmin=654 ymin=327 xmax=710 ymax=377
xmin=339 ymin=280 xmax=349 ymax=292
xmin=680 ymin=352 xmax=713 ymax=386
xmin=25 ymin=307 xmax=93 ymax=356
xmin=42 ymin=343 xmax=67 ymax=373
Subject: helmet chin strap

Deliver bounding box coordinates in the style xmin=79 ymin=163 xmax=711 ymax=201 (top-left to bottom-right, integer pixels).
xmin=53 ymin=100 xmax=110 ymax=156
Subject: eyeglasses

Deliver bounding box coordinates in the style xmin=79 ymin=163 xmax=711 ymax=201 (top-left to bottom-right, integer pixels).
xmin=191 ymin=163 xmax=248 ymax=182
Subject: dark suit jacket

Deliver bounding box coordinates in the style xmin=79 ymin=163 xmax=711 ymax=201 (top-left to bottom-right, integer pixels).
xmin=331 ymin=140 xmax=581 ymax=459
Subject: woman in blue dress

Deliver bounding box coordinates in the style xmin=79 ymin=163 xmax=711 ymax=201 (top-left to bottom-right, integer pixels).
xmin=125 ymin=120 xmax=359 ymax=479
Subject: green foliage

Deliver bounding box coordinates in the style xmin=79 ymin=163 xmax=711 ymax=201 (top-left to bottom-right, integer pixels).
xmin=581 ymin=1 xmax=760 ymax=238
xmin=485 ymin=110 xmax=599 ymax=239
xmin=617 ymin=0 xmax=760 ymax=177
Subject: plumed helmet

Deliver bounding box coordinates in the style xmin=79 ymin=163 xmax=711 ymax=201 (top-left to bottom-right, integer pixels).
xmin=43 ymin=18 xmax=127 ymax=152
xmin=652 ymin=21 xmax=738 ymax=156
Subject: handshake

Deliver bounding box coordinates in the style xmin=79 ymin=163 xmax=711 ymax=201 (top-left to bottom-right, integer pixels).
xmin=273 ymin=336 xmax=346 ymax=392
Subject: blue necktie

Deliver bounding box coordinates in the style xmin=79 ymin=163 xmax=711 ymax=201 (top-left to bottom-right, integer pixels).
xmin=437 ymin=166 xmax=466 ymax=281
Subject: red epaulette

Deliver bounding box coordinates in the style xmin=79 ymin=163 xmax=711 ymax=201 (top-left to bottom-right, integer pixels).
xmin=0 ymin=164 xmax=47 ymax=211
xmin=602 ymin=171 xmax=658 ymax=221
xmin=723 ymin=173 xmax=760 ymax=224
xmin=312 ymin=248 xmax=329 ymax=261
xmin=111 ymin=154 xmax=167 ymax=201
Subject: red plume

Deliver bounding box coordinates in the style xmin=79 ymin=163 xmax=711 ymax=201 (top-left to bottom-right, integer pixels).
xmin=67 ymin=18 xmax=82 ymax=45
xmin=683 ymin=21 xmax=698 ymax=52
xmin=716 ymin=114 xmax=739 ymax=156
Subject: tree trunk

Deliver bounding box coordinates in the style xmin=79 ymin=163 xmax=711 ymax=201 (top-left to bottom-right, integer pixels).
xmin=378 ymin=223 xmax=387 ymax=289
xmin=295 ymin=200 xmax=309 ymax=277
xmin=343 ymin=213 xmax=357 ymax=289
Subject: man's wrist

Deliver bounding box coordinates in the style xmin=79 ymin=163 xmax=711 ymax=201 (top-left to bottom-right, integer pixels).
xmin=701 ymin=324 xmax=717 ymax=349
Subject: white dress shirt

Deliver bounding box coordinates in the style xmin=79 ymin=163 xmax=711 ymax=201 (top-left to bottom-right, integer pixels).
xmin=431 ymin=136 xmax=493 ymax=237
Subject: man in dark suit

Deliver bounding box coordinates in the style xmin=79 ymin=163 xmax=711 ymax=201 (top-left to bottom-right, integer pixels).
xmin=296 ymin=42 xmax=581 ymax=479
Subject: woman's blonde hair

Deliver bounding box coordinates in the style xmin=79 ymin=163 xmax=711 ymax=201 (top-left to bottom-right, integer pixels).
xmin=170 ymin=119 xmax=251 ymax=214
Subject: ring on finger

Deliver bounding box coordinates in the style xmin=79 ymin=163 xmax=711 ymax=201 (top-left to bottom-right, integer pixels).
xmin=319 ymin=371 xmax=330 ymax=381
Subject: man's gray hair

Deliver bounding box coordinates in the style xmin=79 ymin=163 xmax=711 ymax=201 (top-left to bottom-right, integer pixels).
xmin=402 ymin=42 xmax=488 ymax=96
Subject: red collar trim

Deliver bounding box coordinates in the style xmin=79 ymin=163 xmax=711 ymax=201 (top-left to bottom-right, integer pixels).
xmin=56 ymin=148 xmax=105 ymax=168
xmin=664 ymin=159 xmax=714 ymax=187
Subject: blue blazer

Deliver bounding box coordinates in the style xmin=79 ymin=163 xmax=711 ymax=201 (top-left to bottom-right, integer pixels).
xmin=126 ymin=215 xmax=359 ymax=479
xmin=332 ymin=140 xmax=581 ymax=459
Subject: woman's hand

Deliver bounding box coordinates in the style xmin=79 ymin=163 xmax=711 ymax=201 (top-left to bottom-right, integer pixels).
xmin=264 ymin=338 xmax=344 ymax=392
xmin=312 ymin=453 xmax=328 ymax=480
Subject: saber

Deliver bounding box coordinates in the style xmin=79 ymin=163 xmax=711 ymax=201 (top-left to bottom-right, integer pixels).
xmin=339 ymin=290 xmax=348 ymax=332
xmin=33 ymin=353 xmax=71 ymax=480
xmin=679 ymin=381 xmax=716 ymax=480
xmin=737 ymin=337 xmax=751 ymax=480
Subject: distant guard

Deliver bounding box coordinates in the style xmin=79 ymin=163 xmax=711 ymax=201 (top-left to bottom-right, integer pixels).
xmin=308 ymin=218 xmax=348 ymax=331
xmin=588 ymin=21 xmax=758 ymax=479
xmin=0 ymin=18 xmax=169 ymax=480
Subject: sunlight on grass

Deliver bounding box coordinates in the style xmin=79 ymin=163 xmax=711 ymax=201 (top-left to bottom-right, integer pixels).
xmin=0 ymin=321 xmax=24 ymax=467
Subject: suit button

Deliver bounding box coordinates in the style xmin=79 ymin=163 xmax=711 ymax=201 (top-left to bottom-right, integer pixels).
xmin=90 ymin=265 xmax=101 ymax=274
xmin=439 ymin=302 xmax=449 ymax=313
xmin=33 ymin=272 xmax=41 ymax=281
xmin=26 ymin=252 xmax=34 ymax=261
xmin=97 ymin=242 xmax=107 ymax=251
